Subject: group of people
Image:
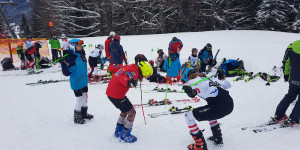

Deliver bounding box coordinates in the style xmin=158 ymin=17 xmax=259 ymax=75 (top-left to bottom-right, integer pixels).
xmin=56 ymin=32 xmax=299 ymax=150
xmin=16 ymin=35 xmax=44 ymax=73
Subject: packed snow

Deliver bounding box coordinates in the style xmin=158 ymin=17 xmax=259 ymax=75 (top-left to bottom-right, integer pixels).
xmin=0 ymin=30 xmax=299 ymax=150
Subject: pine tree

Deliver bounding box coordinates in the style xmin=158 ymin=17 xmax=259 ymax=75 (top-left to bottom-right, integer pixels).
xmin=19 ymin=13 xmax=31 ymax=38
xmin=256 ymin=0 xmax=296 ymax=31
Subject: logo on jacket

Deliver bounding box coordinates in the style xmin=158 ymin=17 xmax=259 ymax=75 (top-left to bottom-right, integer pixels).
xmin=210 ymin=89 xmax=218 ymax=94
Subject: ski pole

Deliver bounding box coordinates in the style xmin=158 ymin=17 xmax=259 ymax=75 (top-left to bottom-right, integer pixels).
xmin=48 ymin=54 xmax=69 ymax=66
xmin=140 ymin=80 xmax=147 ymax=124
xmin=164 ymin=80 xmax=169 ymax=109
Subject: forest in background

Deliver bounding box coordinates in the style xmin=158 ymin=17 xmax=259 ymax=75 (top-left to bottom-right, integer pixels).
xmin=16 ymin=0 xmax=300 ymax=38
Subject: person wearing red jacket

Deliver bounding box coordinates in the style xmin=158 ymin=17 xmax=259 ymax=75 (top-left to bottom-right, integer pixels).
xmin=105 ymin=31 xmax=116 ymax=64
xmin=106 ymin=61 xmax=153 ymax=143
xmin=168 ymin=37 xmax=183 ymax=59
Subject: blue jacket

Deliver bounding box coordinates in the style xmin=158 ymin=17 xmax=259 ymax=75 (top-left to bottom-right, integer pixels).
xmin=198 ymin=46 xmax=213 ymax=64
xmin=61 ymin=50 xmax=88 ymax=90
xmin=220 ymin=59 xmax=240 ymax=74
xmin=109 ymin=41 xmax=125 ymax=64
xmin=163 ymin=55 xmax=181 ymax=77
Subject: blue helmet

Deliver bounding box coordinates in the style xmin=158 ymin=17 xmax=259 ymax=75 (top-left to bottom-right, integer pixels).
xmin=69 ymin=39 xmax=81 ymax=51
xmin=181 ymin=67 xmax=195 ymax=83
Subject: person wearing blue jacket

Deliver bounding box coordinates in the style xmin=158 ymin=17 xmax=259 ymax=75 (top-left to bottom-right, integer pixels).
xmin=109 ymin=35 xmax=127 ymax=65
xmin=60 ymin=39 xmax=94 ymax=124
xmin=164 ymin=52 xmax=181 ymax=83
xmin=198 ymin=43 xmax=213 ymax=72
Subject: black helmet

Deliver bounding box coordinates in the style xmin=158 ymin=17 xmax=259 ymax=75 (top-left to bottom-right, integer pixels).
xmin=206 ymin=43 xmax=212 ymax=48
xmin=157 ymin=49 xmax=163 ymax=54
xmin=172 ymin=37 xmax=177 ymax=43
xmin=191 ymin=48 xmax=198 ymax=52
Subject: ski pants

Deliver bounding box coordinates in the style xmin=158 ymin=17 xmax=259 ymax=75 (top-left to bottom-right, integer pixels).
xmin=192 ymin=87 xmax=234 ymax=121
xmin=275 ymin=83 xmax=300 ymax=122
xmin=51 ymin=49 xmax=58 ymax=62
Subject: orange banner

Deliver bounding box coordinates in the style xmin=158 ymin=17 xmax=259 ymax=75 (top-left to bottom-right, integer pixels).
xmin=0 ymin=38 xmax=50 ymax=62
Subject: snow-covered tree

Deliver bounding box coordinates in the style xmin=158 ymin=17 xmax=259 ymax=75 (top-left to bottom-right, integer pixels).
xmin=19 ymin=13 xmax=31 ymax=38
xmin=255 ymin=0 xmax=296 ymax=31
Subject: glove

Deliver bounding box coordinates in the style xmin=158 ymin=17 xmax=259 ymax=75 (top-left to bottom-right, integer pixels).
xmin=128 ymin=79 xmax=137 ymax=88
xmin=284 ymin=75 xmax=289 ymax=82
xmin=182 ymin=86 xmax=197 ymax=98
xmin=125 ymin=61 xmax=128 ymax=65
xmin=217 ymin=70 xmax=225 ymax=80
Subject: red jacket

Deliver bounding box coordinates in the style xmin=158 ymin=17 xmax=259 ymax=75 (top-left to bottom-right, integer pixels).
xmin=168 ymin=39 xmax=183 ymax=54
xmin=106 ymin=64 xmax=142 ymax=99
xmin=105 ymin=37 xmax=113 ymax=58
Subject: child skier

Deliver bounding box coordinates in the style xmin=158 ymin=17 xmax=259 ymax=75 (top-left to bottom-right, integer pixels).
xmin=155 ymin=49 xmax=168 ymax=72
xmin=25 ymin=41 xmax=43 ymax=73
xmin=106 ymin=61 xmax=153 ymax=143
xmin=188 ymin=48 xmax=201 ymax=72
xmin=181 ymin=69 xmax=233 ymax=150
xmin=198 ymin=43 xmax=213 ymax=73
xmin=163 ymin=51 xmax=181 ymax=84
xmin=88 ymin=44 xmax=104 ymax=80
xmin=16 ymin=42 xmax=26 ymax=70
xmin=60 ymin=39 xmax=93 ymax=124
xmin=61 ymin=34 xmax=70 ymax=56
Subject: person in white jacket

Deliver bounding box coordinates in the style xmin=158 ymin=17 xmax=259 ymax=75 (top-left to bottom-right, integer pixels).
xmin=181 ymin=68 xmax=233 ymax=150
xmin=155 ymin=49 xmax=168 ymax=72
xmin=61 ymin=34 xmax=70 ymax=56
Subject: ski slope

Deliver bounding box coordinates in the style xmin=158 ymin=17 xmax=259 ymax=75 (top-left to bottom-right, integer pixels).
xmin=0 ymin=30 xmax=299 ymax=150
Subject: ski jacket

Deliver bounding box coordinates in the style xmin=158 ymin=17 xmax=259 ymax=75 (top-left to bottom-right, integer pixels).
xmin=284 ymin=40 xmax=300 ymax=86
xmin=163 ymin=55 xmax=181 ymax=77
xmin=89 ymin=48 xmax=102 ymax=58
xmin=219 ymin=59 xmax=240 ymax=75
xmin=25 ymin=41 xmax=35 ymax=50
xmin=61 ymin=40 xmax=69 ymax=51
xmin=188 ymin=76 xmax=231 ymax=99
xmin=106 ymin=64 xmax=142 ymax=99
xmin=198 ymin=46 xmax=213 ymax=64
xmin=105 ymin=37 xmax=113 ymax=57
xmin=155 ymin=53 xmax=168 ymax=68
xmin=49 ymin=38 xmax=61 ymax=49
xmin=168 ymin=39 xmax=183 ymax=54
xmin=61 ymin=50 xmax=88 ymax=90
xmin=188 ymin=54 xmax=201 ymax=68
xmin=16 ymin=46 xmax=25 ymax=59
xmin=109 ymin=41 xmax=127 ymax=65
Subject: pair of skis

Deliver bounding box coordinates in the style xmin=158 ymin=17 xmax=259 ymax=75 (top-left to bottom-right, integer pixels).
xmin=241 ymin=118 xmax=295 ymax=133
xmin=26 ymin=79 xmax=68 ymax=86
xmin=133 ymin=97 xmax=201 ymax=108
xmin=144 ymin=87 xmax=182 ymax=93
xmin=148 ymin=106 xmax=192 ymax=118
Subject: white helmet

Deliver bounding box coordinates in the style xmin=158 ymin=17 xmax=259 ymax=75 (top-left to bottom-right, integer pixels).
xmin=61 ymin=34 xmax=67 ymax=39
xmin=109 ymin=31 xmax=116 ymax=37
xmin=96 ymin=44 xmax=104 ymax=50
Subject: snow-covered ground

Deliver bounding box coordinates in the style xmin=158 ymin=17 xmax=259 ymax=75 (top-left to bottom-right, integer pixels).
xmin=0 ymin=30 xmax=299 ymax=150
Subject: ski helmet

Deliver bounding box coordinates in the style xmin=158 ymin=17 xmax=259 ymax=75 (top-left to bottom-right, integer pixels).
xmin=157 ymin=49 xmax=163 ymax=54
xmin=181 ymin=67 xmax=195 ymax=83
xmin=206 ymin=43 xmax=212 ymax=49
xmin=149 ymin=60 xmax=154 ymax=66
xmin=69 ymin=39 xmax=81 ymax=51
xmin=61 ymin=34 xmax=67 ymax=39
xmin=113 ymin=35 xmax=121 ymax=42
xmin=138 ymin=61 xmax=153 ymax=78
xmin=96 ymin=44 xmax=104 ymax=50
xmin=109 ymin=31 xmax=116 ymax=37
xmin=17 ymin=42 xmax=23 ymax=46
xmin=191 ymin=48 xmax=198 ymax=53
xmin=172 ymin=37 xmax=177 ymax=43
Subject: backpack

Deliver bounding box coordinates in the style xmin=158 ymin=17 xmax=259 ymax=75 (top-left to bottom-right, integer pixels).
xmin=1 ymin=57 xmax=15 ymax=71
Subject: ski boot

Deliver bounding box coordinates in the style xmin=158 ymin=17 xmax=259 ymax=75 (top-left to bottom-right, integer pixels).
xmin=188 ymin=131 xmax=207 ymax=150
xmin=74 ymin=111 xmax=85 ymax=124
xmin=207 ymin=124 xmax=223 ymax=146
xmin=114 ymin=123 xmax=124 ymax=137
xmin=281 ymin=119 xmax=298 ymax=128
xmin=120 ymin=128 xmax=137 ymax=143
xmin=268 ymin=115 xmax=288 ymax=125
xmin=81 ymin=107 xmax=94 ymax=120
